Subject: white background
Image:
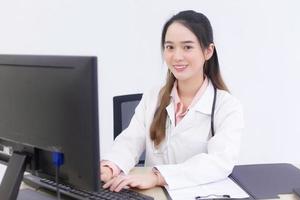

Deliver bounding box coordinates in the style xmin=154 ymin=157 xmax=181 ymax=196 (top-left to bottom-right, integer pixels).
xmin=0 ymin=0 xmax=300 ymax=164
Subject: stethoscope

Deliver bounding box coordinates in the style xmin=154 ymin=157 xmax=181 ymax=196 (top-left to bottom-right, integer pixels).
xmin=167 ymin=84 xmax=217 ymax=137
xmin=211 ymin=85 xmax=217 ymax=137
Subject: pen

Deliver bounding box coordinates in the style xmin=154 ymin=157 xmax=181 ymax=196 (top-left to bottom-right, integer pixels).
xmin=195 ymin=194 xmax=231 ymax=200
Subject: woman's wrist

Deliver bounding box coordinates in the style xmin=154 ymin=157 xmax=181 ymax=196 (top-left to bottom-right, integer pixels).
xmin=152 ymin=168 xmax=166 ymax=186
xmin=101 ymin=160 xmax=121 ymax=177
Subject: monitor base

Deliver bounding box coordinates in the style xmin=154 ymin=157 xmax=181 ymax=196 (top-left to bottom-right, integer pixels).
xmin=0 ymin=152 xmax=27 ymax=200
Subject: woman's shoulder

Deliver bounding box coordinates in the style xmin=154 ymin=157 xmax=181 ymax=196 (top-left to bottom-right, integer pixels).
xmin=132 ymin=85 xmax=163 ymax=119
xmin=216 ymin=88 xmax=238 ymax=100
xmin=141 ymin=85 xmax=163 ymax=100
xmin=214 ymin=88 xmax=244 ymax=128
xmin=135 ymin=85 xmax=163 ymax=110
xmin=216 ymin=88 xmax=243 ymax=111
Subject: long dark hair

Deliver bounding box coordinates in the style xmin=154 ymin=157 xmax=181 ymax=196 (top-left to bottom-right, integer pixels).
xmin=150 ymin=10 xmax=228 ymax=146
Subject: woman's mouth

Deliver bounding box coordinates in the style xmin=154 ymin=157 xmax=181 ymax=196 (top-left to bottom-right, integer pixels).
xmin=173 ymin=64 xmax=188 ymax=72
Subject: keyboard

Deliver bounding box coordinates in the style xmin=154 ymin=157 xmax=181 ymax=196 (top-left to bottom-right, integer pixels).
xmin=23 ymin=174 xmax=154 ymax=200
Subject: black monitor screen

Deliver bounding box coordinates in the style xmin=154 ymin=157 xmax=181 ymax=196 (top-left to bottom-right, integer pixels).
xmin=0 ymin=54 xmax=100 ymax=192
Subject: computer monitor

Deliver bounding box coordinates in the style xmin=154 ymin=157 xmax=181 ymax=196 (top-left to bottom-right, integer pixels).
xmin=0 ymin=54 xmax=100 ymax=199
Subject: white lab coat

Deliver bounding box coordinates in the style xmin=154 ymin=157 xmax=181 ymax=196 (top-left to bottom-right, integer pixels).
xmin=102 ymin=80 xmax=244 ymax=190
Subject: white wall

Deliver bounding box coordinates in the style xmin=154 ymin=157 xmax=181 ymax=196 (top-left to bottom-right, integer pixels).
xmin=0 ymin=0 xmax=299 ymax=164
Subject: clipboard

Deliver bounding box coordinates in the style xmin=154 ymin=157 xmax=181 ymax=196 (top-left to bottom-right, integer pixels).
xmin=229 ymin=163 xmax=300 ymax=199
xmin=165 ymin=177 xmax=250 ymax=200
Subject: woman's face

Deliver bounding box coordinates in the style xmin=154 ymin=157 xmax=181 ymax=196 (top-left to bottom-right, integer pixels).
xmin=163 ymin=22 xmax=213 ymax=83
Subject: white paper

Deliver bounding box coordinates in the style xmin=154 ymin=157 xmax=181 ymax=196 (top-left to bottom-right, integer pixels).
xmin=0 ymin=163 xmax=7 ymax=185
xmin=166 ymin=178 xmax=249 ymax=200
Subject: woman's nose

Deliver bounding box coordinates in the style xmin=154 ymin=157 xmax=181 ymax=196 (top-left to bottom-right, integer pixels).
xmin=172 ymin=49 xmax=184 ymax=61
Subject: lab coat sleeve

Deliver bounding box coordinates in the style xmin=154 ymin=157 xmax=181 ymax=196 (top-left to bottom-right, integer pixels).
xmin=155 ymin=94 xmax=244 ymax=190
xmin=101 ymin=92 xmax=149 ymax=174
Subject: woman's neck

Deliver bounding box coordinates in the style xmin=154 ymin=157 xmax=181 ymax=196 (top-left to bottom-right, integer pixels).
xmin=177 ymin=75 xmax=204 ymax=99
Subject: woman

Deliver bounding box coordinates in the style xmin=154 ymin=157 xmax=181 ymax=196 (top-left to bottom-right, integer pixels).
xmin=101 ymin=10 xmax=244 ymax=192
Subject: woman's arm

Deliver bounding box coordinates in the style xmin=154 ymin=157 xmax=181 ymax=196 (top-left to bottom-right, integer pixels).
xmin=101 ymin=89 xmax=154 ymax=175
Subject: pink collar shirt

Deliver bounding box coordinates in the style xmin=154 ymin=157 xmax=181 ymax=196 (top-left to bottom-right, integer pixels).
xmin=170 ymin=77 xmax=208 ymax=125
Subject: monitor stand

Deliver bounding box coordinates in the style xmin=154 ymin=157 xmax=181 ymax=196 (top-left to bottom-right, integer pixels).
xmin=0 ymin=152 xmax=27 ymax=200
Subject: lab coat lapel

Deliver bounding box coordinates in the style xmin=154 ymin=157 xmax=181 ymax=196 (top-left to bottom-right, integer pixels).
xmin=165 ymin=80 xmax=215 ymax=135
xmin=165 ymin=101 xmax=196 ymax=135
xmin=166 ymin=102 xmax=175 ymax=128
xmin=174 ymin=109 xmax=196 ymax=133
xmin=193 ymin=80 xmax=215 ymax=115
xmin=173 ymin=80 xmax=215 ymax=134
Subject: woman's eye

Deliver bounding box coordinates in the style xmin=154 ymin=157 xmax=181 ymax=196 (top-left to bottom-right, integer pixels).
xmin=165 ymin=45 xmax=174 ymax=50
xmin=184 ymin=45 xmax=193 ymax=50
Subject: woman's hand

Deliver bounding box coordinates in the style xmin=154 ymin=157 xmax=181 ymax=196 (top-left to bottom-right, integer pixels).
xmin=100 ymin=161 xmax=122 ymax=183
xmin=102 ymin=171 xmax=159 ymax=192
xmin=100 ymin=165 xmax=114 ymax=183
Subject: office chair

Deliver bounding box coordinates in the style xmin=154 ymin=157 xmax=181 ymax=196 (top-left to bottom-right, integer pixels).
xmin=113 ymin=93 xmax=145 ymax=165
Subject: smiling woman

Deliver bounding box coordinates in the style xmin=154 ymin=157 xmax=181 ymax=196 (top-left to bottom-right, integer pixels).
xmin=163 ymin=22 xmax=213 ymax=84
xmin=100 ymin=10 xmax=244 ymax=192
xmin=162 ymin=21 xmax=214 ymax=113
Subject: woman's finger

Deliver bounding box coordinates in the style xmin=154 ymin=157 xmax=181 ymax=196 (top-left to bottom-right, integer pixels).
xmin=102 ymin=175 xmax=118 ymax=189
xmin=114 ymin=177 xmax=135 ymax=192
xmin=109 ymin=175 xmax=128 ymax=191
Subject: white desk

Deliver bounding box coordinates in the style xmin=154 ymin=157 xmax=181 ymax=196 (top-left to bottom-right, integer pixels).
xmin=130 ymin=166 xmax=300 ymax=200
xmin=1 ymin=163 xmax=300 ymax=200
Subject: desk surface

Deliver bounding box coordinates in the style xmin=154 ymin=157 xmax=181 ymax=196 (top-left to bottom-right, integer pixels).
xmin=1 ymin=163 xmax=300 ymax=200
xmin=130 ymin=166 xmax=300 ymax=200
xmin=130 ymin=167 xmax=168 ymax=200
